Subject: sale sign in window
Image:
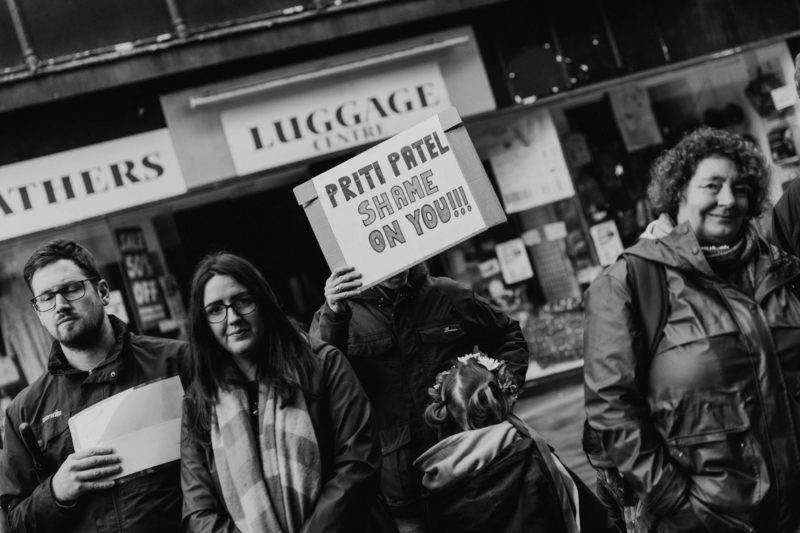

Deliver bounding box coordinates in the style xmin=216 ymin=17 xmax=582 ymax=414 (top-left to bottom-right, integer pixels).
xmin=115 ymin=227 xmax=170 ymax=332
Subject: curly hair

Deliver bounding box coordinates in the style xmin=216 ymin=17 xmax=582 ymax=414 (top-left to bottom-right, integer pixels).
xmin=424 ymin=359 xmax=510 ymax=439
xmin=647 ymin=127 xmax=770 ymax=219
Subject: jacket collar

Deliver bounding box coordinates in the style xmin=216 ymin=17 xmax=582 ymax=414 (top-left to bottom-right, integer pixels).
xmin=626 ymin=219 xmax=800 ymax=299
xmin=48 ymin=315 xmax=130 ymax=383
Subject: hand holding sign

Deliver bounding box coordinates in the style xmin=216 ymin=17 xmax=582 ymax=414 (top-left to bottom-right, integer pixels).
xmin=325 ymin=265 xmax=363 ymax=313
xmin=295 ymin=108 xmax=506 ymax=289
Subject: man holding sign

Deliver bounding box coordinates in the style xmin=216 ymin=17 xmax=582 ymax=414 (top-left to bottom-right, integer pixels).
xmin=310 ymin=262 xmax=529 ymax=531
xmin=0 ymin=240 xmax=188 ymax=533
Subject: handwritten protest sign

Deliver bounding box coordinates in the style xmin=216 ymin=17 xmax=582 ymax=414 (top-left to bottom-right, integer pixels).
xmin=295 ymin=108 xmax=505 ymax=288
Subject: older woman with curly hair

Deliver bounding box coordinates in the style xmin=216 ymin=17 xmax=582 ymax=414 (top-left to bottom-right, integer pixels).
xmin=583 ymin=127 xmax=800 ymax=532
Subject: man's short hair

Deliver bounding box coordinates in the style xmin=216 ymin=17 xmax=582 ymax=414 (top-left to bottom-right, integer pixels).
xmin=23 ymin=240 xmax=103 ymax=292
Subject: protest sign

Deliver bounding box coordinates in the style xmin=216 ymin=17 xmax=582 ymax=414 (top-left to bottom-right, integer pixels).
xmin=294 ymin=107 xmax=505 ymax=288
xmin=68 ymin=376 xmax=183 ymax=479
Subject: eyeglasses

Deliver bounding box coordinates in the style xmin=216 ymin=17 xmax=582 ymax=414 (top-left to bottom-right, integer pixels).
xmin=203 ymin=295 xmax=257 ymax=323
xmin=30 ymin=278 xmax=98 ymax=312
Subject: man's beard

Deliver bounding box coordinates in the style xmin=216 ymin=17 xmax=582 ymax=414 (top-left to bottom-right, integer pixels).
xmin=56 ymin=313 xmax=105 ymax=350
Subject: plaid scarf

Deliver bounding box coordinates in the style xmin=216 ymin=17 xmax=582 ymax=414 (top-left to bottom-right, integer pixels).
xmin=211 ymin=381 xmax=322 ymax=533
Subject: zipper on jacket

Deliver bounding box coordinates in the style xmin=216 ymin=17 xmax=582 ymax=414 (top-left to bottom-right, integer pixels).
xmin=714 ymin=286 xmax=790 ymax=509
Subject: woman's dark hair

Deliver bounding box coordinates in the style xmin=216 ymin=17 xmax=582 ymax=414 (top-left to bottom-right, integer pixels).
xmin=647 ymin=127 xmax=770 ymax=219
xmin=184 ymin=252 xmax=313 ymax=440
xmin=425 ymin=359 xmax=509 ymax=439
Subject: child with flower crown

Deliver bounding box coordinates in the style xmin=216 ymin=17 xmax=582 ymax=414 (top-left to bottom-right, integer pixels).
xmin=413 ymin=354 xmax=619 ymax=533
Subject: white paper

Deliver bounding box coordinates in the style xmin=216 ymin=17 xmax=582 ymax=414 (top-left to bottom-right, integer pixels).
xmin=609 ymin=84 xmax=663 ymax=152
xmin=68 ymin=375 xmax=183 ymax=479
xmin=489 ymin=108 xmax=575 ymax=213
xmin=522 ymin=229 xmax=542 ymax=246
xmin=495 ymin=238 xmax=534 ymax=285
xmin=771 ymin=85 xmax=797 ymax=110
xmin=543 ymin=222 xmax=568 ymax=241
xmin=590 ymin=220 xmax=625 ymax=266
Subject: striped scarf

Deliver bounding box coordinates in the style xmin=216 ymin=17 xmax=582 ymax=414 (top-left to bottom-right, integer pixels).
xmin=211 ymin=380 xmax=322 ymax=533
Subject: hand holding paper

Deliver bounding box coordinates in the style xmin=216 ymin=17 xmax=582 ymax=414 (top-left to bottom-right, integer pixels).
xmin=52 ymin=447 xmax=121 ymax=502
xmin=68 ymin=376 xmax=183 ymax=480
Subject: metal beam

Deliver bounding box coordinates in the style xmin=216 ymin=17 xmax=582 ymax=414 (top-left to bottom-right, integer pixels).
xmin=0 ymin=0 xmax=509 ymax=113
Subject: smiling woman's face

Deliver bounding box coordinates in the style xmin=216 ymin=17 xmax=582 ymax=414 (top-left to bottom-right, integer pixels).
xmin=676 ymin=156 xmax=750 ymax=246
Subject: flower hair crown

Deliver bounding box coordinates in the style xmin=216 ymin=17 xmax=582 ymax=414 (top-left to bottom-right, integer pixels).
xmin=428 ymin=352 xmax=520 ymax=405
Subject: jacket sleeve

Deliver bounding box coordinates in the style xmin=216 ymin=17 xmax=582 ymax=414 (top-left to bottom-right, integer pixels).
xmin=309 ymin=303 xmax=351 ymax=354
xmin=180 ymin=401 xmax=239 ymax=533
xmin=582 ymin=269 xmax=690 ymax=519
xmin=0 ymin=406 xmax=77 ymax=533
xmin=770 ymin=175 xmax=800 ymax=256
xmin=457 ymin=289 xmax=529 ymax=385
xmin=300 ymin=347 xmax=381 ymax=533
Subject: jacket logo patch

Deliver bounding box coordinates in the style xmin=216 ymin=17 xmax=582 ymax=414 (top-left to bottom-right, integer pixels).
xmin=41 ymin=410 xmax=62 ymax=424
xmin=443 ymin=326 xmax=460 ymax=334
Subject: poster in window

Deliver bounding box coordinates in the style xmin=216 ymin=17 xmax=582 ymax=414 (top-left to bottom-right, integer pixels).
xmin=589 ymin=220 xmax=625 ymax=266
xmin=609 ymin=84 xmax=663 ymax=152
xmin=494 ymin=238 xmax=534 ymax=285
xmin=489 ymin=108 xmax=575 ymax=214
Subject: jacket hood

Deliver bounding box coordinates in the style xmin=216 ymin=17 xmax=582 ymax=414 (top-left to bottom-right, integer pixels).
xmin=413 ymin=421 xmax=517 ymax=491
xmin=640 ymin=213 xmax=676 ymax=240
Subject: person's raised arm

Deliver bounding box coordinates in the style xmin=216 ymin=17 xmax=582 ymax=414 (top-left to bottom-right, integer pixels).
xmin=309 ymin=266 xmax=362 ymax=352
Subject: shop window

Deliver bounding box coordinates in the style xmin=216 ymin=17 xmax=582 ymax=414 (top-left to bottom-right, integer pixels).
xmin=548 ymin=0 xmax=620 ymax=88
xmin=18 ymin=0 xmax=174 ymax=61
xmin=602 ymin=0 xmax=667 ymax=74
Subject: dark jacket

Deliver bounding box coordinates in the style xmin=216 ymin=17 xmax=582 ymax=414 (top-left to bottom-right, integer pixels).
xmin=309 ymin=265 xmax=530 ymax=506
xmin=181 ymin=342 xmax=390 ymax=533
xmin=416 ymin=417 xmax=619 ymax=533
xmin=0 ymin=316 xmax=189 ymax=533
xmin=584 ymin=221 xmax=800 ymax=532
xmin=770 ymin=175 xmax=800 ymax=256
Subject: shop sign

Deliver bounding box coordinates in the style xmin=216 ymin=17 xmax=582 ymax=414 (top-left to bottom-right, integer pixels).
xmin=115 ymin=227 xmax=170 ymax=332
xmin=0 ymin=129 xmax=186 ymax=242
xmin=222 ymin=62 xmax=451 ymax=175
xmin=294 ymin=108 xmax=506 ymax=288
xmin=489 ymin=108 xmax=575 ymax=214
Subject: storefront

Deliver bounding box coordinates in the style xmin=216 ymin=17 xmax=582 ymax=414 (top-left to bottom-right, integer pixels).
xmin=451 ymin=40 xmax=800 ymax=380
xmin=0 ymin=28 xmax=799 ymax=392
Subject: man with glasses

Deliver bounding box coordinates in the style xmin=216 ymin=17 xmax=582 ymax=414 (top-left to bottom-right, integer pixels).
xmin=0 ymin=240 xmax=188 ymax=533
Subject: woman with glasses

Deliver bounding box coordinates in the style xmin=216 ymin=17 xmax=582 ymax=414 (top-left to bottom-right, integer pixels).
xmin=180 ymin=252 xmax=392 ymax=533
